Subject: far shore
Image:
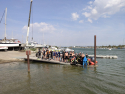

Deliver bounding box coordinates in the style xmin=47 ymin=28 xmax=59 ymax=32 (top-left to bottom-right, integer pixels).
xmin=0 ymin=51 xmax=35 ymax=64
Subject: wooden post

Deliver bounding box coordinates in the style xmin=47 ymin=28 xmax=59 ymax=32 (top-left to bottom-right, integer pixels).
xmin=94 ymin=35 xmax=96 ymax=65
xmin=26 ymin=50 xmax=31 ymax=73
xmin=27 ymin=54 xmax=30 ymax=72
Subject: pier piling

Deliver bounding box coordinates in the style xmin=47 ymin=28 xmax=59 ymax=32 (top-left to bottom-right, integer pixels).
xmin=26 ymin=50 xmax=31 ymax=73
xmin=94 ymin=35 xmax=96 ymax=65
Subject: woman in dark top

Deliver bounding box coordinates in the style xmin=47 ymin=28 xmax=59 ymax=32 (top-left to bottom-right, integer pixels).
xmin=51 ymin=50 xmax=53 ymax=59
xmin=58 ymin=50 xmax=60 ymax=61
xmin=62 ymin=51 xmax=65 ymax=62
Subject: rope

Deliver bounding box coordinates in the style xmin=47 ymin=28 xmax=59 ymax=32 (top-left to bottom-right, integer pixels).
xmin=0 ymin=10 xmax=5 ymax=24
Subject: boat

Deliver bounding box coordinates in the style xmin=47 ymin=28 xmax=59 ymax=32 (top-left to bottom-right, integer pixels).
xmin=109 ymin=48 xmax=112 ymax=50
xmin=65 ymin=48 xmax=74 ymax=52
xmin=0 ymin=8 xmax=21 ymax=50
xmin=88 ymin=58 xmax=98 ymax=65
xmin=0 ymin=46 xmax=8 ymax=50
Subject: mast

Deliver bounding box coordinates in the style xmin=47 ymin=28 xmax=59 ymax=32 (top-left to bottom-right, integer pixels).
xmin=32 ymin=4 xmax=33 ymax=41
xmin=26 ymin=0 xmax=33 ymax=46
xmin=4 ymin=8 xmax=7 ymax=42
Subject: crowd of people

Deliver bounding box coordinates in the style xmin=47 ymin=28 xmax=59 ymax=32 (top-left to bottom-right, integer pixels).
xmin=36 ymin=48 xmax=89 ymax=65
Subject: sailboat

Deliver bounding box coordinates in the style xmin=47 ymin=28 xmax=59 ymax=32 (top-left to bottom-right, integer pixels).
xmin=0 ymin=8 xmax=21 ymax=49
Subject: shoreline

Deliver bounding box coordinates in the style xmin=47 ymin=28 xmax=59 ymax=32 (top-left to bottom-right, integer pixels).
xmin=0 ymin=51 xmax=35 ymax=64
xmin=0 ymin=59 xmax=24 ymax=64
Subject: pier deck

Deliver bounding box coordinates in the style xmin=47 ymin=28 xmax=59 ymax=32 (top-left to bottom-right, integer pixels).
xmin=88 ymin=55 xmax=118 ymax=59
xmin=24 ymin=57 xmax=70 ymax=65
xmin=24 ymin=57 xmax=98 ymax=67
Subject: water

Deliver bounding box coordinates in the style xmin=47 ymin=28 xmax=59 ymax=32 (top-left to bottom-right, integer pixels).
xmin=0 ymin=48 xmax=125 ymax=94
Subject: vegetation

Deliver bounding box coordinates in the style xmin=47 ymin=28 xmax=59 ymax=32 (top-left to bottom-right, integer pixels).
xmin=30 ymin=48 xmax=36 ymax=51
xmin=69 ymin=45 xmax=125 ymax=49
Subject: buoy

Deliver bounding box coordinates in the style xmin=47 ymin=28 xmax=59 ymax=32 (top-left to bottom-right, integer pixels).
xmin=88 ymin=58 xmax=98 ymax=65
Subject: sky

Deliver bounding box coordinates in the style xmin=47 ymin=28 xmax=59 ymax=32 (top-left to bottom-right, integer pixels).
xmin=0 ymin=0 xmax=125 ymax=46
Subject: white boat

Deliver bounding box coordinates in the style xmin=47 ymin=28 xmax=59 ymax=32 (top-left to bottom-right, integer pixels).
xmin=34 ymin=44 xmax=46 ymax=48
xmin=65 ymin=48 xmax=74 ymax=52
xmin=109 ymin=48 xmax=112 ymax=50
xmin=0 ymin=46 xmax=8 ymax=50
xmin=0 ymin=43 xmax=19 ymax=47
xmin=0 ymin=8 xmax=21 ymax=48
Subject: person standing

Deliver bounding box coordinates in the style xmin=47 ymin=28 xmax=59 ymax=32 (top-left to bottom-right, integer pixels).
xmin=80 ymin=53 xmax=85 ymax=65
xmin=65 ymin=51 xmax=69 ymax=63
xmin=47 ymin=50 xmax=49 ymax=59
xmin=69 ymin=51 xmax=72 ymax=62
xmin=56 ymin=50 xmax=58 ymax=61
xmin=50 ymin=50 xmax=53 ymax=59
xmin=60 ymin=52 xmax=62 ymax=62
xmin=43 ymin=49 xmax=45 ymax=59
xmin=86 ymin=53 xmax=88 ymax=58
xmin=38 ymin=49 xmax=41 ymax=58
xmin=46 ymin=48 xmax=49 ymax=59
xmin=62 ymin=50 xmax=65 ymax=62
xmin=58 ymin=50 xmax=60 ymax=61
xmin=53 ymin=50 xmax=56 ymax=60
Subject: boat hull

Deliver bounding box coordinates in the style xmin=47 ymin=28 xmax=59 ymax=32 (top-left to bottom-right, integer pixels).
xmin=0 ymin=43 xmax=19 ymax=47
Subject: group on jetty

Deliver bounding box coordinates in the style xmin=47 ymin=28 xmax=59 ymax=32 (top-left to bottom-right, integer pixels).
xmin=36 ymin=48 xmax=97 ymax=65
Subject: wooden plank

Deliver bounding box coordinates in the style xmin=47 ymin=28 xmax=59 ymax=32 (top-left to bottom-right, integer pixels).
xmin=24 ymin=58 xmax=70 ymax=65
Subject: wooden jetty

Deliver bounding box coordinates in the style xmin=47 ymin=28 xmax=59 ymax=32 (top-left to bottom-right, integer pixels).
xmin=24 ymin=57 xmax=99 ymax=68
xmin=24 ymin=57 xmax=99 ymax=67
xmin=24 ymin=57 xmax=70 ymax=65
xmin=88 ymin=55 xmax=118 ymax=59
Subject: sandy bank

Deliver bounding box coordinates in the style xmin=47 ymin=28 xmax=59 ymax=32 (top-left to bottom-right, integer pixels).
xmin=0 ymin=51 xmax=35 ymax=63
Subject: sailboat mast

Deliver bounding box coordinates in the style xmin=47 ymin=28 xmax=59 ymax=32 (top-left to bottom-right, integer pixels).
xmin=5 ymin=8 xmax=7 ymax=42
xmin=26 ymin=0 xmax=33 ymax=46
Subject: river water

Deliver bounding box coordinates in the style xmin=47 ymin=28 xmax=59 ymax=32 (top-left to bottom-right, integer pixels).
xmin=0 ymin=48 xmax=125 ymax=94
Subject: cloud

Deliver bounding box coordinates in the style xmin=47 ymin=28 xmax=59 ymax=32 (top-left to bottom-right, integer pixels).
xmin=83 ymin=8 xmax=87 ymax=10
xmin=82 ymin=0 xmax=125 ymax=22
xmin=88 ymin=6 xmax=92 ymax=9
xmin=88 ymin=1 xmax=93 ymax=5
xmin=103 ymin=15 xmax=110 ymax=18
xmin=71 ymin=12 xmax=79 ymax=20
xmin=88 ymin=18 xmax=92 ymax=23
xmin=82 ymin=12 xmax=91 ymax=17
xmin=22 ymin=22 xmax=56 ymax=33
xmin=79 ymin=20 xmax=84 ymax=23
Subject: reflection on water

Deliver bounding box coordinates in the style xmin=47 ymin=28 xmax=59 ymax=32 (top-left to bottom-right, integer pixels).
xmin=0 ymin=48 xmax=125 ymax=94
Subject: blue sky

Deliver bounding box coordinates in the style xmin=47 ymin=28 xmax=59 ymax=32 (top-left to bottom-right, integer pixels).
xmin=0 ymin=0 xmax=125 ymax=46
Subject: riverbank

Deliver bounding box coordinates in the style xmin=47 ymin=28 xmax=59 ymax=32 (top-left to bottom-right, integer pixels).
xmin=0 ymin=51 xmax=35 ymax=63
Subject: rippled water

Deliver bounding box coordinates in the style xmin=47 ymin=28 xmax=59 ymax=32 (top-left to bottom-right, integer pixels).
xmin=0 ymin=48 xmax=125 ymax=94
